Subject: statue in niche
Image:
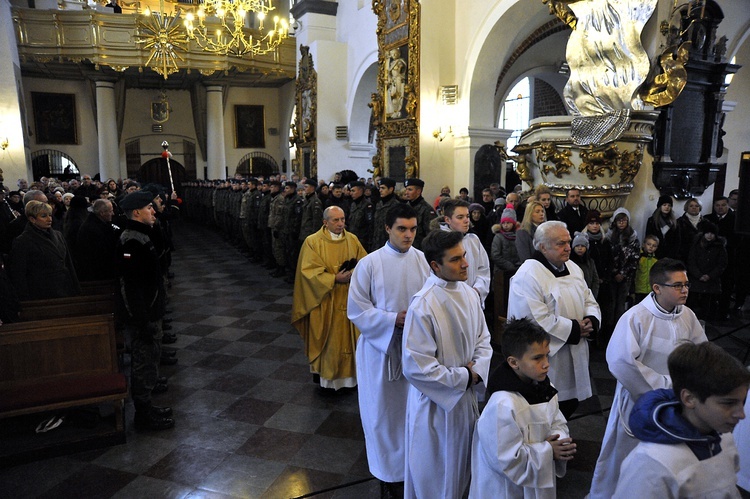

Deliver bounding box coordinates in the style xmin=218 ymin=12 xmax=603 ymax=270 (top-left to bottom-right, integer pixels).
xmin=386 ymin=48 xmax=407 ymax=119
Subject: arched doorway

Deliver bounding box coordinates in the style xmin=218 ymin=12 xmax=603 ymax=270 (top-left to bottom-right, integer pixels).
xmin=31 ymin=149 xmax=80 ymax=181
xmin=235 ymin=152 xmax=279 ymax=177
xmin=138 ymin=157 xmax=186 ymax=193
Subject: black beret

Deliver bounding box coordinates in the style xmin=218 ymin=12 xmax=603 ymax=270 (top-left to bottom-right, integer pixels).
xmin=119 ymin=191 xmax=155 ymax=211
xmin=284 ymin=181 xmax=297 ymax=189
xmin=349 ymin=181 xmax=366 ymax=189
xmin=379 ymin=178 xmax=396 ymax=188
xmin=303 ymin=178 xmax=317 ymax=187
xmin=404 ymin=178 xmax=424 ymax=188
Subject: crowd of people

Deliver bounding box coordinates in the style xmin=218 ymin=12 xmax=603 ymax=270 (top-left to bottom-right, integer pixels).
xmin=0 ymin=175 xmax=181 ymax=431
xmin=2 ymin=171 xmax=749 ymax=497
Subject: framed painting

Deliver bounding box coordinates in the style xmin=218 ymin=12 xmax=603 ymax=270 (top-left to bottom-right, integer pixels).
xmin=235 ymin=105 xmax=266 ymax=148
xmin=32 ymin=92 xmax=78 ymax=145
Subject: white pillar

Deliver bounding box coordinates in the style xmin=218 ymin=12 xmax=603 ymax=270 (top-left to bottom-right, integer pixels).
xmin=206 ymin=85 xmax=226 ymax=180
xmin=95 ymin=81 xmax=120 ymax=181
xmin=0 ymin=0 xmax=31 ymax=183
xmin=453 ymin=127 xmax=512 ymax=193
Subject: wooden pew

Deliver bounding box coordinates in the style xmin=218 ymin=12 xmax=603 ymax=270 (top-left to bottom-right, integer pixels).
xmin=0 ymin=314 xmax=126 ymax=423
xmin=0 ymin=314 xmax=128 ymax=464
xmin=18 ymin=293 xmax=115 ymax=322
xmin=80 ymin=279 xmax=117 ymax=296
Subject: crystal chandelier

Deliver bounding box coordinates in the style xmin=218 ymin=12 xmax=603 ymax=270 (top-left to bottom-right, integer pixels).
xmin=183 ymin=0 xmax=289 ymax=57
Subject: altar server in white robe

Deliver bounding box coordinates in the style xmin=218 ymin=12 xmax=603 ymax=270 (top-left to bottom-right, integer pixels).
xmin=347 ymin=204 xmax=430 ymax=496
xmin=589 ymin=258 xmax=707 ymax=498
xmin=440 ymin=199 xmax=491 ymax=306
xmin=402 ymin=230 xmax=493 ymax=499
xmin=507 ymin=221 xmax=600 ymax=419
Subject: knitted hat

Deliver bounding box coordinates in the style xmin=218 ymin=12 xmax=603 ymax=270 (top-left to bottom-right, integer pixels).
xmin=500 ymin=204 xmax=517 ymax=224
xmin=494 ymin=198 xmax=506 ymax=207
xmin=657 ymin=194 xmax=673 ymax=208
xmin=585 ymin=210 xmax=602 ymax=224
xmin=572 ymin=231 xmax=589 ymax=249
xmin=611 ymin=207 xmax=631 ymax=222
xmin=468 ymin=203 xmax=485 ymax=215
xmin=698 ymin=220 xmax=718 ymax=235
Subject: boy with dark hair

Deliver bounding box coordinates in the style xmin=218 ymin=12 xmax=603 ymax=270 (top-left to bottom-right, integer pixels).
xmin=615 ymin=342 xmax=749 ymax=498
xmin=402 ymin=229 xmax=492 ymax=498
xmin=470 ymin=318 xmax=574 ymax=498
xmin=590 ymin=257 xmax=707 ymax=498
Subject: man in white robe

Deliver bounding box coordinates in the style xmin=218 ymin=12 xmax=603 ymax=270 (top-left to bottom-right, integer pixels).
xmin=347 ymin=204 xmax=430 ymax=496
xmin=440 ymin=199 xmax=491 ymax=306
xmin=402 ymin=230 xmax=493 ymax=499
xmin=589 ymin=258 xmax=706 ymax=498
xmin=507 ymin=221 xmax=600 ymax=418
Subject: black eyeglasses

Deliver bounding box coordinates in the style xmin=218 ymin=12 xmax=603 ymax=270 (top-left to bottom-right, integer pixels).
xmin=658 ymin=282 xmax=691 ymax=290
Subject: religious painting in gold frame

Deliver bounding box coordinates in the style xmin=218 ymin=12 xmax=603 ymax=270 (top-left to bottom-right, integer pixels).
xmin=371 ymin=0 xmax=420 ymax=179
xmin=235 ymin=105 xmax=266 ymax=148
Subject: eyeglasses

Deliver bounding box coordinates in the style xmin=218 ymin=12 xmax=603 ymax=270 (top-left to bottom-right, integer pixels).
xmin=658 ymin=282 xmax=691 ymax=290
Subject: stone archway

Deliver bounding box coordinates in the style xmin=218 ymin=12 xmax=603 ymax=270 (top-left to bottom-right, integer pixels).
xmin=138 ymin=157 xmax=186 ymax=193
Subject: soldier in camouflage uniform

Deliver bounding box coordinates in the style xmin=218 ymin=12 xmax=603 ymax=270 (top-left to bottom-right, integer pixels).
xmin=403 ymin=178 xmax=436 ymax=250
xmin=346 ymin=181 xmax=374 ymax=251
xmin=258 ymin=181 xmax=276 ymax=268
xmin=299 ymin=178 xmax=323 ymax=242
xmin=246 ymin=178 xmax=264 ymax=263
xmin=268 ymin=181 xmax=287 ymax=276
xmin=282 ymin=182 xmax=304 ymax=283
xmin=371 ymin=177 xmax=401 ymax=251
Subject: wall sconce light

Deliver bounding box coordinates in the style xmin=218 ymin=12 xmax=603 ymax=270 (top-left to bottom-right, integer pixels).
xmin=433 ymin=85 xmax=458 ymax=141
xmin=0 ymin=138 xmax=8 ymax=151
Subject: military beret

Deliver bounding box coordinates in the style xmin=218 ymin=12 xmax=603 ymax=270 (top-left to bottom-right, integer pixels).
xmin=119 ymin=191 xmax=155 ymax=211
xmin=404 ymin=178 xmax=424 ymax=188
xmin=379 ymin=178 xmax=396 ymax=188
xmin=284 ymin=181 xmax=297 ymax=189
xmin=349 ymin=181 xmax=365 ymax=189
xmin=303 ymin=178 xmax=317 ymax=187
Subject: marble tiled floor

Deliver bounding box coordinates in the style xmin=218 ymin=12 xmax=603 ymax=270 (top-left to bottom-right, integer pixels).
xmin=1 ymin=220 xmax=748 ymax=498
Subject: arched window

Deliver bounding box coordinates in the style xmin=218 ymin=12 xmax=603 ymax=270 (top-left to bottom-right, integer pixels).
xmin=498 ymin=78 xmax=531 ymax=152
xmin=30 ymin=149 xmax=80 ymax=180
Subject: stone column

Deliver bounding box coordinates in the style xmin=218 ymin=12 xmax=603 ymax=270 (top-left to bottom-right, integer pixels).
xmin=95 ymin=81 xmax=120 ymax=181
xmin=206 ymin=85 xmax=226 ymax=180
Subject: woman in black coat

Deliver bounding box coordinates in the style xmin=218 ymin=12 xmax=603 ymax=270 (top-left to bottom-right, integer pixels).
xmin=8 ymin=200 xmax=80 ymax=300
xmin=645 ymin=194 xmax=681 ymax=259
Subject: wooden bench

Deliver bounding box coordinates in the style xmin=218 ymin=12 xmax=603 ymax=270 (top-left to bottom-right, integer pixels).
xmin=0 ymin=314 xmax=127 ymax=432
xmin=18 ymin=293 xmax=115 ymax=322
xmin=80 ymin=279 xmax=117 ymax=296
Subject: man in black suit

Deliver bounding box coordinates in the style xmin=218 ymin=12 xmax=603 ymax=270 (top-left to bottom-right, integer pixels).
xmin=705 ymin=196 xmax=737 ymax=318
xmin=556 ymin=188 xmax=589 ymax=237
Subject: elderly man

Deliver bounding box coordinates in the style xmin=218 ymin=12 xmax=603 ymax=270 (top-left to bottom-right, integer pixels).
xmin=75 ymin=199 xmax=119 ymax=281
xmin=292 ymin=206 xmax=367 ymax=390
xmin=347 ymin=203 xmax=430 ymax=497
xmin=507 ymin=220 xmax=600 ymax=418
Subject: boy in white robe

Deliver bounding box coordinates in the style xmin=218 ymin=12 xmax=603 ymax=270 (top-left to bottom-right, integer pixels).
xmin=589 ymin=258 xmax=707 ymax=498
xmin=614 ymin=342 xmax=749 ymax=498
xmin=440 ymin=199 xmax=491 ymax=306
xmin=402 ymin=230 xmax=493 ymax=499
xmin=470 ymin=318 xmax=574 ymax=499
xmin=507 ymin=221 xmax=600 ymax=418
xmin=347 ymin=204 xmax=430 ymax=496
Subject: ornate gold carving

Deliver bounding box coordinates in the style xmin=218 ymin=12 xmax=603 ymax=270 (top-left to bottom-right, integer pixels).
xmin=541 ymin=0 xmax=577 ymax=30
xmin=578 ymin=144 xmax=619 ymax=180
xmin=374 ymin=0 xmax=420 ymax=179
xmin=537 ymin=142 xmax=574 ymax=178
xmin=510 ymin=143 xmax=535 ymax=186
xmin=639 ymin=42 xmax=691 ymax=107
xmin=107 ymin=65 xmax=129 ymax=72
xmin=199 ymin=69 xmax=217 ymax=76
xmin=292 ymin=45 xmax=317 ymax=178
xmin=618 ymin=144 xmax=644 ymax=183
